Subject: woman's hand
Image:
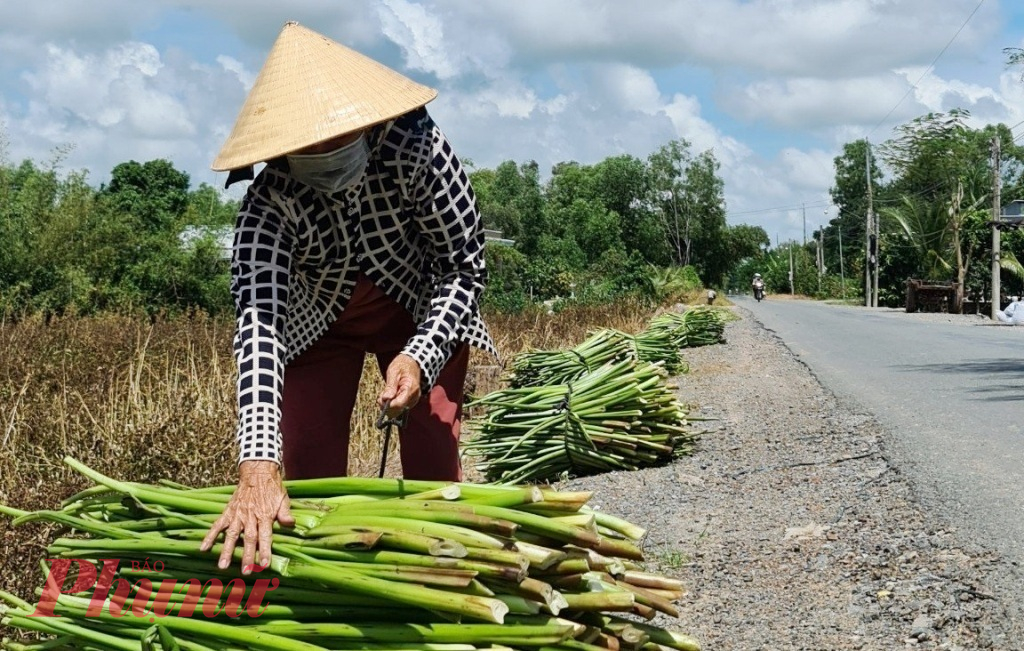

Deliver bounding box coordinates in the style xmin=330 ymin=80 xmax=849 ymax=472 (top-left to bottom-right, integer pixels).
xmin=200 ymin=460 xmax=295 ymax=574
xmin=379 ymin=353 xmax=422 ymax=417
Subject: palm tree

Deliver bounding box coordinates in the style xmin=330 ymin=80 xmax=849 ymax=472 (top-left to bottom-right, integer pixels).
xmin=883 ymin=182 xmax=989 ymax=312
xmin=883 ymin=195 xmax=954 ymax=281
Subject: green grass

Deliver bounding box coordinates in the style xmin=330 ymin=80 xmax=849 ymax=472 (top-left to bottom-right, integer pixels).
xmin=653 ymin=549 xmax=690 ymax=570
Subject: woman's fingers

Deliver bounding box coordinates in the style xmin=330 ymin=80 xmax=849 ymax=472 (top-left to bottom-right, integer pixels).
xmin=276 ymin=498 xmax=296 ymax=527
xmin=200 ymin=461 xmax=291 ymax=573
xmin=219 ymin=522 xmax=241 ymax=569
xmin=381 ymin=353 xmax=422 ymax=414
xmin=241 ymin=513 xmax=258 ymax=572
xmin=200 ymin=514 xmax=228 ymax=553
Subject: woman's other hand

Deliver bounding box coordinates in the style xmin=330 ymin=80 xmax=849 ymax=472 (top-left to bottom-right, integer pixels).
xmin=379 ymin=353 xmax=422 ymax=417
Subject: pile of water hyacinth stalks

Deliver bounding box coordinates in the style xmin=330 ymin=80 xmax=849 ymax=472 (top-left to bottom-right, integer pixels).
xmin=463 ymin=360 xmax=696 ymax=483
xmin=465 ymin=308 xmax=723 ymax=483
xmin=504 ymin=309 xmax=724 ymax=388
xmin=504 ymin=329 xmax=636 ymax=389
xmin=629 ymin=310 xmax=724 ymax=376
xmin=641 ymin=310 xmax=725 ymax=352
xmin=0 ymin=458 xmax=700 ymax=651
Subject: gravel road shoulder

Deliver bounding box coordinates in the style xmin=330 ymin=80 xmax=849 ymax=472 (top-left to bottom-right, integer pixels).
xmin=561 ymin=306 xmax=1024 ymax=650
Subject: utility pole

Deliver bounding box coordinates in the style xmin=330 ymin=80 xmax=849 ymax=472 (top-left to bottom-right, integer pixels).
xmin=992 ymin=135 xmax=1002 ymax=320
xmin=865 ymin=140 xmax=874 ymax=307
xmin=789 ymin=244 xmax=795 ymax=295
xmin=817 ymin=225 xmax=824 ymax=293
xmin=802 ymin=203 xmax=807 ymax=247
xmin=827 ymin=207 xmax=846 ymax=299
xmin=838 ymin=225 xmax=846 ymax=299
xmin=872 ymin=195 xmax=880 ymax=308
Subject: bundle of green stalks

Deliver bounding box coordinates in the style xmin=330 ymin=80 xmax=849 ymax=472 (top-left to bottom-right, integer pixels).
xmin=505 ymin=330 xmax=635 ymax=388
xmin=0 ymin=458 xmax=700 ymax=651
xmin=506 ymin=327 xmax=690 ymax=389
xmin=624 ymin=332 xmax=688 ymax=376
xmin=464 ymin=360 xmax=697 ymax=484
xmin=642 ymin=310 xmax=725 ymax=351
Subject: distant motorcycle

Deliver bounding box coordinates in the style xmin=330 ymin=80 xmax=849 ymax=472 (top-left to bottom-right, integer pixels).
xmin=753 ymin=281 xmax=765 ymax=302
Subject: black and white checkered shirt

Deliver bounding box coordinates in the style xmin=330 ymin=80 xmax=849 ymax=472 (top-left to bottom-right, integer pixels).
xmin=230 ymin=107 xmax=496 ymax=464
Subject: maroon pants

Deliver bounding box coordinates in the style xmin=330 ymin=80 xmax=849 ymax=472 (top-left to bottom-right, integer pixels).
xmin=280 ymin=275 xmax=468 ymax=481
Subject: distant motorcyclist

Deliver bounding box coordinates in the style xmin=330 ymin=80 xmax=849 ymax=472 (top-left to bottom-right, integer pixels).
xmin=752 ymin=273 xmax=765 ymax=301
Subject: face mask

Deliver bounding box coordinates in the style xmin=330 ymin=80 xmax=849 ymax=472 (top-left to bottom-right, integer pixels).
xmin=287 ymin=134 xmax=370 ymax=194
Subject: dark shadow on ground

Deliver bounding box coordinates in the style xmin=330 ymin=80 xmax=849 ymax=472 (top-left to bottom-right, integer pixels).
xmin=896 ymin=359 xmax=1024 ymax=402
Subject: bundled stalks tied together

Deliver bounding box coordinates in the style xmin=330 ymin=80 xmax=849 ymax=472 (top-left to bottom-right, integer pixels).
xmin=623 ymin=332 xmax=687 ymax=376
xmin=506 ymin=306 xmax=725 ymax=389
xmin=627 ymin=310 xmax=724 ymax=374
xmin=0 ymin=458 xmax=700 ymax=651
xmin=505 ymin=330 xmax=635 ymax=388
xmin=505 ymin=325 xmax=689 ymax=389
xmin=505 ymin=306 xmax=724 ymax=389
xmin=464 ymin=360 xmax=697 ymax=483
xmin=641 ymin=310 xmax=725 ymax=351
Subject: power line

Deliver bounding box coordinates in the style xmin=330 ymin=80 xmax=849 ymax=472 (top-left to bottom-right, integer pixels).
xmin=728 ymin=198 xmax=830 ymax=218
xmin=733 ymin=0 xmax=989 ymax=239
xmin=732 ymin=178 xmax=949 ymax=226
xmin=867 ymin=0 xmax=987 ymax=140
xmin=1010 ymin=118 xmax=1024 ymax=143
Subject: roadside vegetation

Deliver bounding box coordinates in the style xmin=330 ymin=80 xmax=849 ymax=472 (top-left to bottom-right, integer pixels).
xmin=736 ymin=109 xmax=1024 ymax=308
xmin=0 ymin=299 xmax=670 ymax=603
xmin=0 ymin=135 xmax=764 ymax=318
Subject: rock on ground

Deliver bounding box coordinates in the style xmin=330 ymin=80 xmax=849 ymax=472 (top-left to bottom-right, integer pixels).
xmin=560 ymin=307 xmax=1024 ymax=650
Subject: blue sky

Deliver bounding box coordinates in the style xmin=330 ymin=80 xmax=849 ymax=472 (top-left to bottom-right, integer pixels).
xmin=2 ymin=0 xmax=1023 ymax=244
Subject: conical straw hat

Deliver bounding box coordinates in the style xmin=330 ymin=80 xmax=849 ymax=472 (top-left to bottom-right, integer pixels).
xmin=212 ymin=21 xmax=437 ymax=171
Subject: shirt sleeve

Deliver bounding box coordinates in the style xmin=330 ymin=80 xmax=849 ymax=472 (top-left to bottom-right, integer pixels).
xmin=400 ymin=114 xmax=486 ymax=389
xmin=230 ymin=182 xmax=292 ymax=466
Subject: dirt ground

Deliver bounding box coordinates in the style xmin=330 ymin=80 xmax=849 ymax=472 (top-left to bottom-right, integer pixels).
xmin=560 ymin=306 xmax=1024 ymax=650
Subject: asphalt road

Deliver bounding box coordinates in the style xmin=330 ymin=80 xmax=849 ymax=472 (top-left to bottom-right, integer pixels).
xmin=734 ymin=295 xmax=1024 ymax=565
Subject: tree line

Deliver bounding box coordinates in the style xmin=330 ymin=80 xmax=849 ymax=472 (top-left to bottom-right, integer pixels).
xmin=0 ymin=156 xmax=238 ymax=316
xmin=469 ymin=140 xmax=768 ymax=310
xmin=12 ymin=111 xmax=1024 ymax=318
xmin=0 ymin=138 xmax=769 ymax=317
xmin=751 ymin=109 xmax=1024 ymax=309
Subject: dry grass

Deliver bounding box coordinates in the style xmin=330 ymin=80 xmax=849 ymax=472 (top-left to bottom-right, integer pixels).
xmin=760 ymin=293 xmax=814 ymax=301
xmin=0 ymin=298 xmax=659 ymax=606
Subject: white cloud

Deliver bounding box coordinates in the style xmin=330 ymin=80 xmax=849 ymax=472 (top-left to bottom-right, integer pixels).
xmin=0 ymin=0 xmax=1018 ymax=246
xmin=904 ymin=66 xmax=1024 ymax=128
xmin=22 ymin=43 xmax=194 ymax=141
xmin=3 ymin=37 xmax=248 ymax=188
xmin=589 ymin=64 xmax=662 ymax=114
xmin=724 ymin=74 xmax=927 ymax=130
xmin=437 ymin=0 xmax=998 ymax=77
xmin=475 ymin=85 xmax=542 ymax=119
xmin=216 ymin=55 xmax=255 ymax=91
xmin=377 ymin=0 xmax=459 ymax=79
xmin=996 ymin=72 xmax=1024 ymax=128
xmin=662 ymin=93 xmax=745 ymax=162
xmin=0 ymin=1 xmax=153 ymax=62
xmin=167 ymin=1 xmax=385 ymax=50
xmin=777 ymin=147 xmax=836 ymax=193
